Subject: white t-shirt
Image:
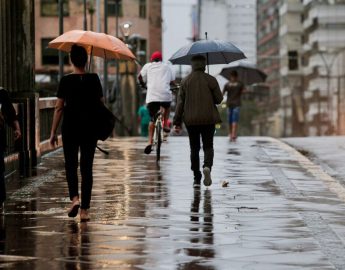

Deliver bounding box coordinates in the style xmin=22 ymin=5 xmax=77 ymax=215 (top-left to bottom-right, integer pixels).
xmin=140 ymin=61 xmax=175 ymax=103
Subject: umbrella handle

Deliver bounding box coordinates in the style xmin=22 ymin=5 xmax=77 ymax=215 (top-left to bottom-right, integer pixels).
xmin=205 ymin=32 xmax=209 ymax=74
xmin=88 ymin=46 xmax=94 ymax=72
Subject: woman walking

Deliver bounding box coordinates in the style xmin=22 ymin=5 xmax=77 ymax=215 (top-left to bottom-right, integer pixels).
xmin=50 ymin=45 xmax=103 ymax=221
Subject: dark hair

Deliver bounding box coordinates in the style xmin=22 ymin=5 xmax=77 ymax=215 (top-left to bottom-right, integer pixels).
xmin=70 ymin=44 xmax=88 ymax=68
xmin=230 ymin=70 xmax=238 ymax=78
xmin=191 ymin=54 xmax=206 ymax=62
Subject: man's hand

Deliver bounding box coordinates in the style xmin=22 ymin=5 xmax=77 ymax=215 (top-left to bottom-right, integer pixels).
xmin=13 ymin=121 xmax=21 ymax=140
xmin=14 ymin=128 xmax=21 ymax=140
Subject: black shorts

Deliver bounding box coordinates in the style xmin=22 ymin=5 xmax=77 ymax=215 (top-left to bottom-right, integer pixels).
xmin=147 ymin=102 xmax=171 ymax=122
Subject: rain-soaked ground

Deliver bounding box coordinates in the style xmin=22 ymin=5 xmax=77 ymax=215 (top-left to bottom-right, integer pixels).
xmin=2 ymin=136 xmax=345 ymax=270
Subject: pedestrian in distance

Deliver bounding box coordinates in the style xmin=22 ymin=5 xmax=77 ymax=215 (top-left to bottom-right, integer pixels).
xmin=222 ymin=70 xmax=245 ymax=142
xmin=49 ymin=44 xmax=104 ymax=221
xmin=173 ymin=55 xmax=223 ymax=188
xmin=138 ymin=51 xmax=176 ymax=154
xmin=137 ymin=103 xmax=150 ymax=137
xmin=0 ymin=88 xmax=21 ymax=208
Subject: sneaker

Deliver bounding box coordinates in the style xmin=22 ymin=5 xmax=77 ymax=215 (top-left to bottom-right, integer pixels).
xmin=203 ymin=167 xmax=212 ymax=187
xmin=68 ymin=200 xmax=80 ymax=218
xmin=144 ymin=144 xmax=152 ymax=154
xmin=193 ymin=171 xmax=202 ymax=188
xmin=193 ymin=179 xmax=201 ymax=188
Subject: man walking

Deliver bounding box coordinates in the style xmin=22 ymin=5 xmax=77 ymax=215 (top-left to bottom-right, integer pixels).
xmin=222 ymin=70 xmax=244 ymax=142
xmin=0 ymin=87 xmax=21 ymax=208
xmin=173 ymin=55 xmax=223 ymax=187
xmin=138 ymin=51 xmax=175 ymax=154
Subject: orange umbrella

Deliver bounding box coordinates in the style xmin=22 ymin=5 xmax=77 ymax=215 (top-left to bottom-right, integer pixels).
xmin=48 ymin=30 xmax=136 ymax=61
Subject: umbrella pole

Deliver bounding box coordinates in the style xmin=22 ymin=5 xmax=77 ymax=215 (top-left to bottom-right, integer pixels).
xmin=205 ymin=32 xmax=209 ymax=74
xmin=88 ymin=46 xmax=94 ymax=72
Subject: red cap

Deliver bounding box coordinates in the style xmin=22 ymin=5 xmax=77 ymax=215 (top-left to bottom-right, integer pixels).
xmin=150 ymin=51 xmax=162 ymax=62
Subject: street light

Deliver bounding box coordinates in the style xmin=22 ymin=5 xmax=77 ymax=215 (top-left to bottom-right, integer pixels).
xmin=120 ymin=22 xmax=132 ymax=39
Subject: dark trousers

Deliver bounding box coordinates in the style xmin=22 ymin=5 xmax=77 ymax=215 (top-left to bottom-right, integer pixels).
xmin=186 ymin=125 xmax=215 ymax=174
xmin=0 ymin=151 xmax=5 ymax=204
xmin=62 ymin=135 xmax=97 ymax=209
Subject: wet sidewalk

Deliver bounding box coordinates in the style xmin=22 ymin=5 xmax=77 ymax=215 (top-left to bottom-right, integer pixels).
xmin=2 ymin=137 xmax=345 ymax=269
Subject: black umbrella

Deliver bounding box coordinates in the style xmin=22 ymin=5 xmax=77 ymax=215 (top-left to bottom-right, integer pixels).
xmin=220 ymin=61 xmax=267 ymax=85
xmin=169 ymin=39 xmax=246 ymax=66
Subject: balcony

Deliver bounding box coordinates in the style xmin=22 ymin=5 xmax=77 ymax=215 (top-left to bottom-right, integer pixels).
xmin=279 ymin=2 xmax=303 ymax=16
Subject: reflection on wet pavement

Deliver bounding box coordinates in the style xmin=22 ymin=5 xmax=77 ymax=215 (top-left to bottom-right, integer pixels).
xmin=1 ymin=137 xmax=345 ymax=269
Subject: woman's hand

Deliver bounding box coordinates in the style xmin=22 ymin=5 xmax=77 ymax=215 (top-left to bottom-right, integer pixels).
xmin=174 ymin=125 xmax=182 ymax=134
xmin=49 ymin=133 xmax=58 ymax=148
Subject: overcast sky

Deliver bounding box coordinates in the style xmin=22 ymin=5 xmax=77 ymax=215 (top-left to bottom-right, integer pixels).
xmin=162 ymin=0 xmax=197 ymax=76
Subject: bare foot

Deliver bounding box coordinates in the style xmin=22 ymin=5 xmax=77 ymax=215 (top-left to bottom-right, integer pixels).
xmin=80 ymin=209 xmax=90 ymax=222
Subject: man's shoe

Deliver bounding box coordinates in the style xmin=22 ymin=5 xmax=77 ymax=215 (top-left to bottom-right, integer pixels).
xmin=193 ymin=179 xmax=201 ymax=188
xmin=193 ymin=171 xmax=202 ymax=188
xmin=144 ymin=144 xmax=152 ymax=154
xmin=203 ymin=167 xmax=212 ymax=187
xmin=68 ymin=200 xmax=80 ymax=218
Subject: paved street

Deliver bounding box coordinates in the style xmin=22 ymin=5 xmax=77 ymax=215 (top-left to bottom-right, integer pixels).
xmin=2 ymin=136 xmax=345 ymax=269
xmin=284 ymin=136 xmax=345 ymax=188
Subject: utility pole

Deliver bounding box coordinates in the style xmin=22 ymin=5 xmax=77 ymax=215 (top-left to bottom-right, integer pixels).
xmin=115 ymin=0 xmax=120 ymax=103
xmin=104 ymin=0 xmax=108 ymax=102
xmin=58 ymin=0 xmax=64 ymax=80
xmin=83 ymin=0 xmax=88 ymax=30
xmin=197 ymin=0 xmax=201 ymax=40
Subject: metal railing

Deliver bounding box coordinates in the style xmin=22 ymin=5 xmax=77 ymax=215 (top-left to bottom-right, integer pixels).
xmin=4 ymin=97 xmax=59 ymax=177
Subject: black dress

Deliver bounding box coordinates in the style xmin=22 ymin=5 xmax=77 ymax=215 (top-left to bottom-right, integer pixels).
xmin=57 ymin=73 xmax=103 ymax=209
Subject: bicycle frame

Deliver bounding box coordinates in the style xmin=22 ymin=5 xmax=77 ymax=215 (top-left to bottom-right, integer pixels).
xmin=153 ymin=111 xmax=164 ymax=162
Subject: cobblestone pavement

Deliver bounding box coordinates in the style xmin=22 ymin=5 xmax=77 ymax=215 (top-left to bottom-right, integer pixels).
xmin=1 ymin=137 xmax=345 ymax=269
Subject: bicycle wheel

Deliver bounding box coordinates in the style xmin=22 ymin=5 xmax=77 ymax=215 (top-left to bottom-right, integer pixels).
xmin=156 ymin=122 xmax=162 ymax=162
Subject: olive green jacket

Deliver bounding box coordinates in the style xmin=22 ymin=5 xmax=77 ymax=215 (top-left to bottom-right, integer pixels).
xmin=173 ymin=65 xmax=223 ymax=126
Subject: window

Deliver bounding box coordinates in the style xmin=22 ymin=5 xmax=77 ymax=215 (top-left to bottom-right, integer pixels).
xmin=288 ymin=51 xmax=298 ymax=70
xmin=41 ymin=0 xmax=69 ymax=17
xmin=108 ymin=0 xmax=123 ymax=17
xmin=139 ymin=0 xmax=146 ymax=18
xmin=138 ymin=39 xmax=147 ymax=64
xmin=41 ymin=38 xmax=69 ymax=65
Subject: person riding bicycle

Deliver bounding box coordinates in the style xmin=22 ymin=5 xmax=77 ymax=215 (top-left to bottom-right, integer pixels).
xmin=138 ymin=51 xmax=176 ymax=154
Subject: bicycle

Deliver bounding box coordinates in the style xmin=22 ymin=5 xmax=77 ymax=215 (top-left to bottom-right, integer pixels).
xmin=139 ymin=83 xmax=180 ymax=163
xmin=152 ymin=110 xmax=164 ymax=162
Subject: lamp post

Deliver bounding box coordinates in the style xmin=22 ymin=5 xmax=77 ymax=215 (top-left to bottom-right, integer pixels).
xmin=318 ymin=47 xmax=345 ymax=134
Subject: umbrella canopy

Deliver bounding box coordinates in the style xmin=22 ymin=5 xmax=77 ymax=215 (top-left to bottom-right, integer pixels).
xmin=48 ymin=30 xmax=136 ymax=60
xmin=220 ymin=61 xmax=267 ymax=85
xmin=169 ymin=39 xmax=246 ymax=65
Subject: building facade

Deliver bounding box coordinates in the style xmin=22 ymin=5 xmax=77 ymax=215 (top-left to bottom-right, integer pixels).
xmin=35 ymin=0 xmax=162 ymax=86
xmin=198 ymin=0 xmax=257 ymax=75
xmin=256 ymin=0 xmax=282 ymax=137
xmin=302 ymin=0 xmax=345 ymax=136
xmin=278 ymin=0 xmax=304 ymax=136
